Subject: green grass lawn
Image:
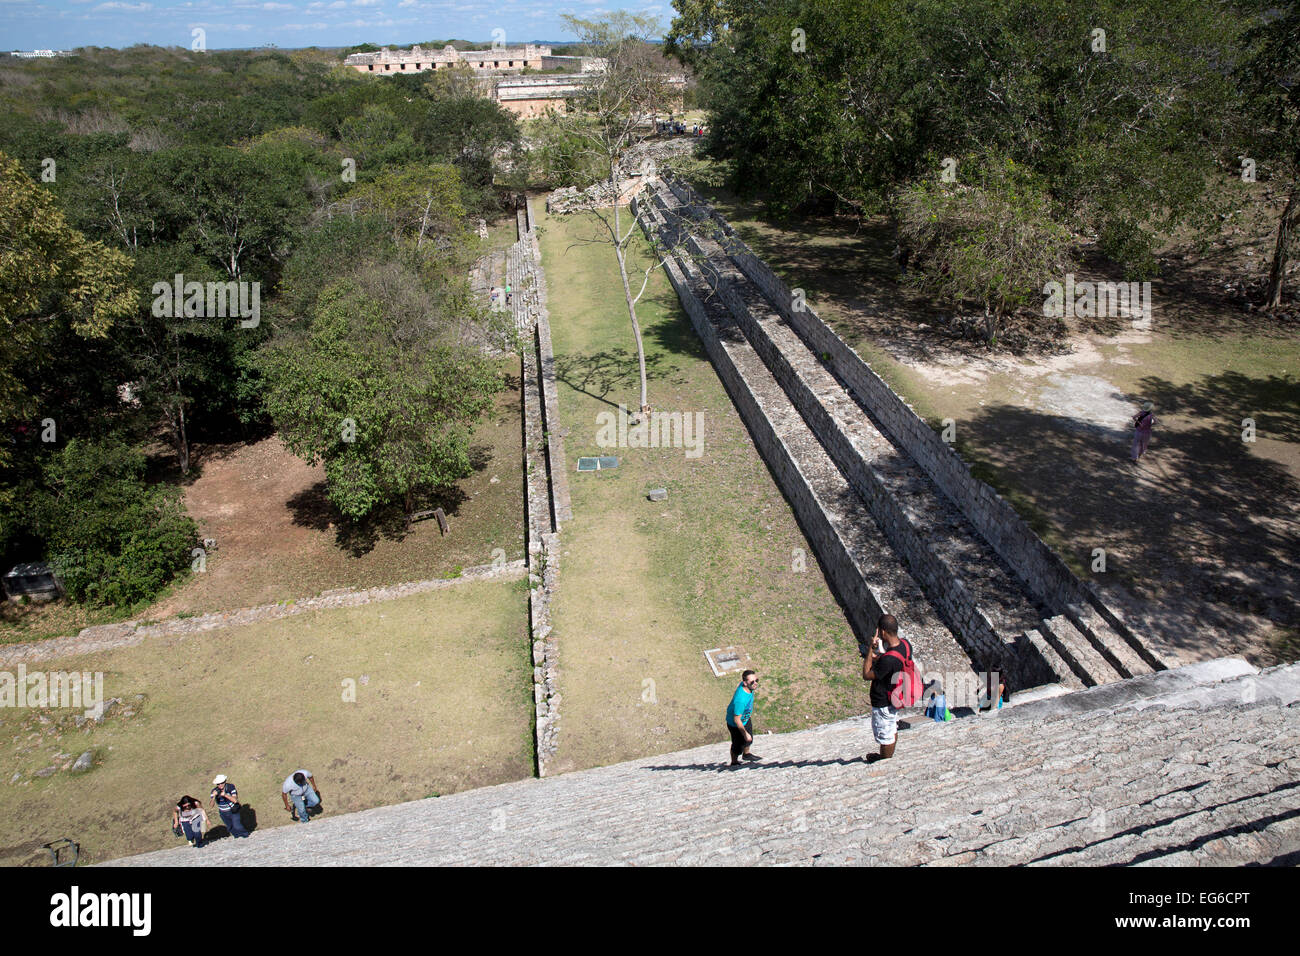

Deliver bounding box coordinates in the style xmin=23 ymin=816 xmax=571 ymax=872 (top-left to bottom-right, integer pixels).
xmin=0 ymin=577 xmax=532 ymax=865
xmin=535 ymin=204 xmax=871 ymax=774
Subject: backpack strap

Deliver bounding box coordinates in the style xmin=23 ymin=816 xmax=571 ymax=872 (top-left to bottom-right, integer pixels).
xmin=883 ymin=639 xmax=912 ymax=663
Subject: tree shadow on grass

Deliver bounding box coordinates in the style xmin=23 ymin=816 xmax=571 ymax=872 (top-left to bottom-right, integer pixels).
xmin=287 ymin=463 xmax=479 ymax=558
xmin=553 ymin=347 xmax=685 ymax=408
xmin=958 ymin=393 xmax=1300 ymax=661
xmin=1137 ymin=371 xmax=1300 ymax=444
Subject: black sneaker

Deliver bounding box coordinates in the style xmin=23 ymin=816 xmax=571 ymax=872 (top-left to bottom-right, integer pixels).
xmin=743 ymin=753 xmax=761 ymax=762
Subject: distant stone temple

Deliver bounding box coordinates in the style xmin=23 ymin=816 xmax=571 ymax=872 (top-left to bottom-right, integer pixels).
xmin=342 ymin=44 xmax=683 ymax=118
xmin=343 ymin=44 xmax=604 ymax=77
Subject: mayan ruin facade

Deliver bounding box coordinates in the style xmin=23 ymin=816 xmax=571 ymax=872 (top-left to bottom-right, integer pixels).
xmin=342 ymin=44 xmax=604 ymax=76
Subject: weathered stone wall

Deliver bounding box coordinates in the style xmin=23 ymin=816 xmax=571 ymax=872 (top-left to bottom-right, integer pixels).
xmin=660 ymin=175 xmax=1157 ymax=670
xmin=633 ymin=192 xmax=886 ymax=647
xmin=682 ymin=234 xmax=1009 ymax=667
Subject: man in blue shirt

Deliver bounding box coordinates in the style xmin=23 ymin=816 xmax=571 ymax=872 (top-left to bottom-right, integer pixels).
xmin=725 ymin=670 xmax=760 ymax=765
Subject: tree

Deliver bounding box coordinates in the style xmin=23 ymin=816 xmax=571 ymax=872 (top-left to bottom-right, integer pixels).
xmin=259 ymin=274 xmax=499 ymax=519
xmin=0 ymin=150 xmax=138 ymax=498
xmin=895 ymin=153 xmax=1073 ymax=344
xmin=1239 ymin=1 xmax=1300 ymax=308
xmin=674 ymin=0 xmax=1244 ymax=278
xmin=553 ymin=12 xmax=678 ymax=414
xmin=34 ymin=439 xmax=198 ymax=608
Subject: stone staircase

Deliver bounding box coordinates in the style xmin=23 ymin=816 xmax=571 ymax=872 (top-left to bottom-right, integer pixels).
xmin=636 ymin=177 xmax=1160 ymax=690
xmin=105 ymin=660 xmax=1300 ymax=866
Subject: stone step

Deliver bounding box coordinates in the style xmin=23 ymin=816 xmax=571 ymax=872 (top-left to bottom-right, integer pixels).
xmin=650 ymin=183 xmax=1049 ymax=683
xmin=637 ymin=189 xmax=972 ymax=676
xmin=1018 ymin=629 xmax=1085 ymax=691
xmin=1005 ymin=656 xmax=1259 ymax=719
xmin=1067 ymin=603 xmax=1154 ymax=679
xmin=104 ymin=661 xmax=1300 ymax=867
xmin=1037 ymin=614 xmax=1125 ymax=686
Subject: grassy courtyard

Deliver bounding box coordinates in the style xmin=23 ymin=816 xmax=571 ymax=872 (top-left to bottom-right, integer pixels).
xmin=0 ymin=577 xmax=532 ymax=865
xmin=535 ymin=203 xmax=872 ymax=775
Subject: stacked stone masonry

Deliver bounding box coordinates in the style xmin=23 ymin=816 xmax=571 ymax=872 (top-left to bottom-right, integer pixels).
xmin=642 ymin=176 xmax=1165 ymax=690
xmin=512 ymin=197 xmax=567 ymax=774
xmin=107 ymin=661 xmax=1300 ymax=866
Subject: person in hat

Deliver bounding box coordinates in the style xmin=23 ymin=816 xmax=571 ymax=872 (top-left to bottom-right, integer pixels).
xmin=1130 ymin=401 xmax=1156 ymax=462
xmin=209 ymin=774 xmax=249 ymax=838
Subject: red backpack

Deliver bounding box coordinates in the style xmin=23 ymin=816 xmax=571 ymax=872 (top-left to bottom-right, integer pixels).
xmin=886 ymin=639 xmax=922 ymax=708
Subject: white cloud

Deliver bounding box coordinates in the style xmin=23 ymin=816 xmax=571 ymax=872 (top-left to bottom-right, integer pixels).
xmin=92 ymin=1 xmax=152 ymax=9
xmin=352 ymin=0 xmax=380 ymax=5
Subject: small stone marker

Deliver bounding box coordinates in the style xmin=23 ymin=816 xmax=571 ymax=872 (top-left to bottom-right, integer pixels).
xmin=648 ymin=488 xmax=668 ymax=501
xmin=71 ymin=752 xmax=93 ymax=773
xmin=705 ymin=646 xmax=747 ymax=677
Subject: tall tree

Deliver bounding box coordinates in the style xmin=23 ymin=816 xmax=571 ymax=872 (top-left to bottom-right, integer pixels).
xmin=259 ymin=270 xmax=499 ymax=519
xmin=1239 ymin=1 xmax=1300 ymax=308
xmin=555 ymin=12 xmax=678 ymax=414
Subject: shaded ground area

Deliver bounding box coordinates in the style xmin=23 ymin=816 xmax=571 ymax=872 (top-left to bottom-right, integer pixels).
xmin=697 ymin=182 xmax=1300 ymax=666
xmin=536 ymin=205 xmax=873 ymax=775
xmin=1 ymin=360 xmax=525 ymax=639
xmin=0 ymin=577 xmax=532 ymax=866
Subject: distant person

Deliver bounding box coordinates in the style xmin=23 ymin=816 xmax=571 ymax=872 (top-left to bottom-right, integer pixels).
xmin=281 ymin=770 xmax=323 ymax=824
xmin=1130 ymin=401 xmax=1156 ymax=462
xmin=726 ymin=670 xmax=760 ymax=765
xmin=861 ymin=614 xmax=919 ymax=761
xmin=210 ymin=774 xmax=249 ymax=838
xmin=173 ymin=795 xmax=209 ymax=848
xmin=978 ymin=661 xmax=1009 ymax=712
xmin=505 ymin=283 xmax=513 ymax=307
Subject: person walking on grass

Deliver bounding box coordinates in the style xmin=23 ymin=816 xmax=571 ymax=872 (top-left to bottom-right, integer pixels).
xmin=1131 ymin=401 xmax=1156 ymax=462
xmin=726 ymin=670 xmax=760 ymax=765
xmin=173 ymin=795 xmax=209 ymax=848
xmin=210 ymin=774 xmax=249 ymax=838
xmin=281 ymin=770 xmax=323 ymax=823
xmin=861 ymin=613 xmax=919 ymax=761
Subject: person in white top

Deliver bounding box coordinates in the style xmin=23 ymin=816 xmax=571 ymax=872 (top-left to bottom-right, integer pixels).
xmin=281 ymin=769 xmax=323 ymax=823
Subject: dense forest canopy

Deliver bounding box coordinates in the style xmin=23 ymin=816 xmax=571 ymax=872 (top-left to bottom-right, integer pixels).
xmin=0 ymin=45 xmax=520 ymax=609
xmin=665 ymin=0 xmax=1299 ymax=334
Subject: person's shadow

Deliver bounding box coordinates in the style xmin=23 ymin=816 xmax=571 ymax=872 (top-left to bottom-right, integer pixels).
xmin=205 ymin=804 xmax=259 ymax=841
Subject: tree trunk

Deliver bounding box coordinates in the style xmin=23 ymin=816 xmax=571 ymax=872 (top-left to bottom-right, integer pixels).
xmin=1265 ymin=178 xmax=1299 ymax=309
xmin=173 ymin=403 xmax=190 ymax=476
xmin=613 ymin=184 xmax=650 ymax=413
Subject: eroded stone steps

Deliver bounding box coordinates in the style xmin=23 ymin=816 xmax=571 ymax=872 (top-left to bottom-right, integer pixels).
xmin=106 ymin=662 xmax=1300 ymax=867
xmin=636 ymin=191 xmax=971 ymax=677
xmin=646 ymin=182 xmax=1136 ymax=687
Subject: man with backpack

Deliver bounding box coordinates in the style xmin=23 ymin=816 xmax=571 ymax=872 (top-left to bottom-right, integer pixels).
xmin=861 ymin=613 xmax=919 ymax=761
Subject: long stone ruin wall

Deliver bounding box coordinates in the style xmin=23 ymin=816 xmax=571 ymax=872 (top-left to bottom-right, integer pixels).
xmin=658 ymin=175 xmax=1157 ymax=670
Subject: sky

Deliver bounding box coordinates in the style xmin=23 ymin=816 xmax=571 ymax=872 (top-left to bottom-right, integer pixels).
xmin=0 ymin=0 xmax=667 ymax=50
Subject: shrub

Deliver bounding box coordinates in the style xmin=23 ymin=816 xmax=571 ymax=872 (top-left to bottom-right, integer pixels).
xmin=35 ymin=440 xmax=198 ymax=608
xmin=894 ymin=153 xmax=1073 ymax=345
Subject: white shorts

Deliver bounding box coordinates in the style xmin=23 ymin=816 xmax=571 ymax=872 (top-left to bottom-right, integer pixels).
xmin=871 ymin=705 xmax=899 ymax=745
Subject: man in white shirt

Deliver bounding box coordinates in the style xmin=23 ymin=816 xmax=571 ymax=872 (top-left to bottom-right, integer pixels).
xmin=281 ymin=769 xmax=323 ymax=823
